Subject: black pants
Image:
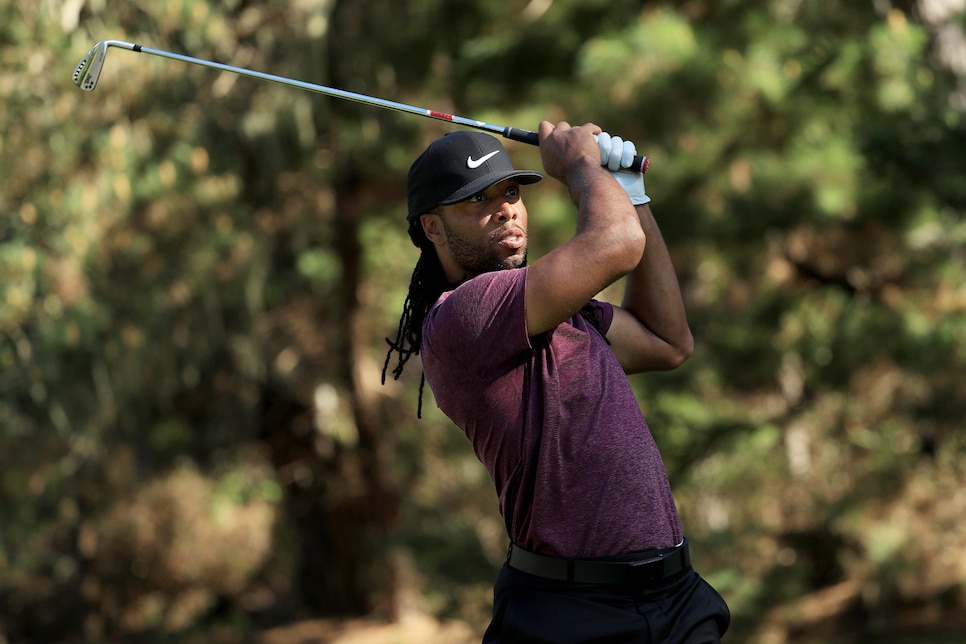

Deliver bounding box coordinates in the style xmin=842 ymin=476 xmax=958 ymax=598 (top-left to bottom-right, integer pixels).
xmin=483 ymin=563 xmax=730 ymax=643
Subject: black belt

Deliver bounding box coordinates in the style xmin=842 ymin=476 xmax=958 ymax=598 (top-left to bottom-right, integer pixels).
xmin=507 ymin=538 xmax=690 ymax=587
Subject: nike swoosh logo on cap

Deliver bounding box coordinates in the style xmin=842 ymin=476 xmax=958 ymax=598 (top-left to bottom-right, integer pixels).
xmin=466 ymin=151 xmax=500 ymax=169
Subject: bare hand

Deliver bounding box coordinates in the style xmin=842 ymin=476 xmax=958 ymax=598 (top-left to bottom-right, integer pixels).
xmin=537 ymin=121 xmax=604 ymax=184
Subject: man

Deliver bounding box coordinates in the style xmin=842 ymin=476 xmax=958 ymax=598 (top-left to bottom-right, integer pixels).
xmin=384 ymin=122 xmax=730 ymax=642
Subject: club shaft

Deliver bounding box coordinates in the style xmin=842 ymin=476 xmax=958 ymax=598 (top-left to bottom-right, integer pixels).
xmin=81 ymin=40 xmax=649 ymax=173
xmin=139 ymin=43 xmax=508 ymax=131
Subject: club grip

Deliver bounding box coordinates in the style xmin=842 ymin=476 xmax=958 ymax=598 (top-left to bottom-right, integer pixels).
xmin=503 ymin=127 xmax=649 ymax=174
xmin=504 ymin=127 xmax=541 ymax=146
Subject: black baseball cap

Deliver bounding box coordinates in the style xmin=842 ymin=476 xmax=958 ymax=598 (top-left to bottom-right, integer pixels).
xmin=406 ymin=131 xmax=543 ymax=222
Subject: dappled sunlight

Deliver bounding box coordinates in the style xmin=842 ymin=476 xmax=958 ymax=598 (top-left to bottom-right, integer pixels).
xmin=2 ymin=0 xmax=965 ymax=642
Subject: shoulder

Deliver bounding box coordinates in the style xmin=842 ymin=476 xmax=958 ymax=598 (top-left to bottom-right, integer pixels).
xmin=424 ymin=268 xmax=530 ymax=351
xmin=455 ymin=268 xmax=525 ymax=297
xmin=433 ymin=269 xmax=527 ymax=322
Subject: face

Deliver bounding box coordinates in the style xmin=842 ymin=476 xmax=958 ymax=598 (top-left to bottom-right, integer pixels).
xmin=425 ymin=179 xmax=529 ymax=280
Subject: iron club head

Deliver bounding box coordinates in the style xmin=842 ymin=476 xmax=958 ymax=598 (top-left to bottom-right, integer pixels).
xmin=72 ymin=41 xmax=109 ymax=91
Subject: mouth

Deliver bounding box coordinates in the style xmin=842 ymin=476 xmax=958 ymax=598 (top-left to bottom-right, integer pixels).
xmin=493 ymin=227 xmax=526 ymax=251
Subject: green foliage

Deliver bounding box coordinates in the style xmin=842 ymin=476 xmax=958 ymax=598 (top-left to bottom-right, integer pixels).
xmin=1 ymin=0 xmax=965 ymax=641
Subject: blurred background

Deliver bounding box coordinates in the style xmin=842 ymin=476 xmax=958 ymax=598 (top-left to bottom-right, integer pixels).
xmin=2 ymin=0 xmax=965 ymax=642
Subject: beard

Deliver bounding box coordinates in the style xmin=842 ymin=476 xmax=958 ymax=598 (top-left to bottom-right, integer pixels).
xmin=442 ymin=218 xmax=528 ymax=275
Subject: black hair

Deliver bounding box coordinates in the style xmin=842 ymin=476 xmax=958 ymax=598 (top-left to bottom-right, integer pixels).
xmin=382 ymin=216 xmax=450 ymax=418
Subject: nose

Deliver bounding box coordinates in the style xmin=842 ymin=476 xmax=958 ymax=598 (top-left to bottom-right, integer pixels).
xmin=494 ymin=197 xmax=518 ymax=221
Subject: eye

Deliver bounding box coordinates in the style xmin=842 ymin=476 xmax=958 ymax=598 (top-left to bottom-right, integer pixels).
xmin=506 ymin=185 xmax=520 ymax=197
xmin=469 ymin=193 xmax=487 ymax=203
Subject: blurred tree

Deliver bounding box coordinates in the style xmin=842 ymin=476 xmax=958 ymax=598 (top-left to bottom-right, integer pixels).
xmin=0 ymin=0 xmax=964 ymax=642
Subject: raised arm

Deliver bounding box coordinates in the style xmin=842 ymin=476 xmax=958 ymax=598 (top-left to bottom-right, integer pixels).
xmin=584 ymin=132 xmax=692 ymax=371
xmin=524 ymin=121 xmax=646 ymax=337
xmin=606 ymin=202 xmax=693 ymax=373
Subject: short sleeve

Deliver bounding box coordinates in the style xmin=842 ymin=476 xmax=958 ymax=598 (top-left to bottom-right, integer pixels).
xmin=422 ymin=269 xmax=532 ymax=376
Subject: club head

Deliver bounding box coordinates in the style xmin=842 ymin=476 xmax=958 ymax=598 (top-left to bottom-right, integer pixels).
xmin=72 ymin=41 xmax=109 ymax=91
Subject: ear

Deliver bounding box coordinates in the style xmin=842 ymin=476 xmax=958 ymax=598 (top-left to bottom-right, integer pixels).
xmin=420 ymin=212 xmax=447 ymax=246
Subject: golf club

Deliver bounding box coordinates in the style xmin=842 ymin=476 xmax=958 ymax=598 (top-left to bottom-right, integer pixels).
xmin=73 ymin=39 xmax=649 ymax=173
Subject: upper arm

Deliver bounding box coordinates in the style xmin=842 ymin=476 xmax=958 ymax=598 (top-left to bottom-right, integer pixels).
xmin=605 ymin=306 xmax=694 ymax=373
xmin=524 ymin=236 xmax=638 ymax=337
xmin=523 ymin=171 xmax=646 ymax=337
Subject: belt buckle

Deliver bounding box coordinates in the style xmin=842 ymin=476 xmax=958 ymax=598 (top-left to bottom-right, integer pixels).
xmin=627 ymin=553 xmax=669 ymax=586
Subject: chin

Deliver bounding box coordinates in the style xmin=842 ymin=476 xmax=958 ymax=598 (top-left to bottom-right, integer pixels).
xmin=498 ymin=252 xmax=527 ymax=270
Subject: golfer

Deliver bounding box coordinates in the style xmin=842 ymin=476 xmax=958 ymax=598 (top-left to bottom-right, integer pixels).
xmin=384 ymin=121 xmax=730 ymax=642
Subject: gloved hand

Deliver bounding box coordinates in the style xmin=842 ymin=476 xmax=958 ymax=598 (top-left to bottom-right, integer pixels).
xmin=596 ymin=132 xmax=650 ymax=205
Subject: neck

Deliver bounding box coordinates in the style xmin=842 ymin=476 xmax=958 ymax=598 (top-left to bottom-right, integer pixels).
xmin=438 ymin=250 xmax=473 ymax=283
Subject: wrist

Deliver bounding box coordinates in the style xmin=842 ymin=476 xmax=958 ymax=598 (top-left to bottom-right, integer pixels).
xmin=565 ymin=156 xmax=609 ymax=195
xmin=614 ymin=171 xmax=649 ymax=205
xmin=630 ymin=191 xmax=651 ymax=206
xmin=568 ymin=153 xmax=605 ymax=178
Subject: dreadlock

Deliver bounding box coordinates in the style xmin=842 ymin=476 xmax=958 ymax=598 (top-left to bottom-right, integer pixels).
xmin=382 ymin=216 xmax=450 ymax=418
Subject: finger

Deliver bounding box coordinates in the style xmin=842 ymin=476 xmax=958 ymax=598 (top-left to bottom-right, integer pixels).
xmin=621 ymin=140 xmax=637 ymax=169
xmin=597 ymin=131 xmax=612 ymax=166
xmin=608 ymin=136 xmax=623 ymax=171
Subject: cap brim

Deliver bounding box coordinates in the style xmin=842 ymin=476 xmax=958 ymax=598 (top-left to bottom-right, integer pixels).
xmin=439 ymin=170 xmax=543 ymax=206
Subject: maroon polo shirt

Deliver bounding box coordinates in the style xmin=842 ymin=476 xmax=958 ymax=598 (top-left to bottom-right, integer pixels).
xmin=421 ymin=267 xmax=682 ymax=558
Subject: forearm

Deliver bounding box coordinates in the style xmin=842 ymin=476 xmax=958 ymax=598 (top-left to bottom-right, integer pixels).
xmin=524 ymin=121 xmax=647 ymax=337
xmin=569 ymin=159 xmax=645 ymax=243
xmin=621 ymin=203 xmax=693 ymax=358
